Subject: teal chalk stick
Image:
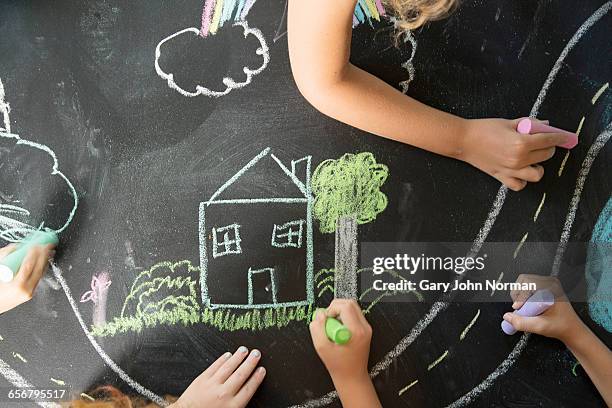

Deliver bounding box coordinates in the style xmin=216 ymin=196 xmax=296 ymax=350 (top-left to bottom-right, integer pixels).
xmin=0 ymin=231 xmax=58 ymax=283
xmin=312 ymin=308 xmax=352 ymax=345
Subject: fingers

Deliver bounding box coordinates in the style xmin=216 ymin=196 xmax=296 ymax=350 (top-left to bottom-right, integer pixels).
xmin=0 ymin=244 xmax=17 ymax=259
xmin=498 ymin=175 xmax=527 ymax=192
xmin=503 ymin=313 xmax=545 ymax=334
xmin=225 ymin=349 xmax=262 ymax=394
xmin=526 ymin=147 xmax=556 ymax=165
xmin=511 ymin=289 xmax=534 ymax=310
xmin=326 ymin=299 xmax=366 ymax=331
xmin=213 ymin=346 xmax=250 ymax=383
xmin=202 ymin=352 xmax=232 ymax=379
xmin=14 ymin=247 xmax=38 ymax=283
xmin=524 ymin=132 xmax=571 ymax=150
xmin=512 ymin=165 xmax=544 ymax=183
xmin=233 ymin=366 xmax=266 ymax=407
xmin=309 ymin=310 xmax=329 ymax=350
xmin=27 ymin=246 xmax=53 ymax=288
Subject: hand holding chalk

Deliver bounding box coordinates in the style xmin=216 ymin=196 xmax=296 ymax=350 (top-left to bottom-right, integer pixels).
xmin=312 ymin=308 xmax=352 ymax=345
xmin=516 ymin=118 xmax=578 ymax=149
xmin=0 ymin=230 xmax=59 ymax=283
xmin=501 ymin=289 xmax=555 ymax=335
xmin=309 ymin=300 xmax=377 ymax=401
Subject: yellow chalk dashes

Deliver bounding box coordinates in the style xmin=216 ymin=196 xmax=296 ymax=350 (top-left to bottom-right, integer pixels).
xmin=459 ymin=309 xmax=481 ymax=340
xmin=591 ymin=82 xmax=609 ymax=104
xmin=12 ymin=352 xmax=27 ymax=363
xmin=533 ymin=193 xmax=546 ymax=222
xmin=427 ymin=350 xmax=449 ymax=371
xmin=513 ymin=232 xmax=529 ymax=259
xmin=398 ymin=379 xmax=419 ymax=396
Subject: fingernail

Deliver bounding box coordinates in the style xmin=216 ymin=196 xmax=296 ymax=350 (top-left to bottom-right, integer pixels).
xmin=238 ymin=346 xmax=248 ymax=354
xmin=259 ymin=367 xmax=266 ymax=376
xmin=503 ymin=313 xmax=512 ymax=321
xmin=512 ymin=302 xmax=519 ymax=309
xmin=223 ymin=352 xmax=232 ymax=359
xmin=562 ymin=134 xmax=578 ymax=149
xmin=251 ymin=349 xmax=261 ymax=358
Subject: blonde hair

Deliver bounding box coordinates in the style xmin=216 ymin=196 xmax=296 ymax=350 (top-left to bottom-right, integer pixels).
xmin=384 ymin=0 xmax=459 ymax=30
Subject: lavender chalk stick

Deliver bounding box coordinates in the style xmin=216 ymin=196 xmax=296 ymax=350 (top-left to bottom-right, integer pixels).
xmin=516 ymin=118 xmax=578 ymax=149
xmin=502 ymin=289 xmax=555 ymax=335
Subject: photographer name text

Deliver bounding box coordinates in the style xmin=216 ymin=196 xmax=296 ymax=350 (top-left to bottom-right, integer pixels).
xmin=372 ymin=279 xmax=537 ymax=293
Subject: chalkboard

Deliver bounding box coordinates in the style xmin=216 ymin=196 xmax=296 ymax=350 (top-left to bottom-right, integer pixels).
xmin=0 ymin=0 xmax=611 ymax=407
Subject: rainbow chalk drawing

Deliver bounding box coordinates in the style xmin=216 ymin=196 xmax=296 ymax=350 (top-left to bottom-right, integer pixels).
xmin=199 ymin=0 xmax=385 ymax=37
xmin=0 ymin=78 xmax=79 ymax=243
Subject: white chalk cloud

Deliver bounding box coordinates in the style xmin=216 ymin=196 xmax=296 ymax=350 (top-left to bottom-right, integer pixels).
xmin=0 ymin=78 xmax=78 ymax=242
xmin=155 ymin=21 xmax=270 ymax=98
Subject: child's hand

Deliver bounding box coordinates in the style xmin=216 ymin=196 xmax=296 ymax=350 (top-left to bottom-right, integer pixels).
xmin=502 ymin=274 xmax=584 ymax=342
xmin=310 ymin=299 xmax=373 ymax=381
xmin=461 ymin=118 xmax=573 ymax=191
xmin=0 ymin=243 xmax=55 ymax=314
xmin=171 ymin=347 xmax=266 ymax=408
xmin=310 ymin=299 xmax=382 ymax=408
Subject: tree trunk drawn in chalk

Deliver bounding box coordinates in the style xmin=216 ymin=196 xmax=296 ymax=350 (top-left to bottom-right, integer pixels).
xmin=311 ymin=153 xmax=389 ymax=299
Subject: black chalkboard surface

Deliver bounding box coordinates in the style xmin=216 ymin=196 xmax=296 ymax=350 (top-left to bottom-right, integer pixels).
xmin=0 ymin=0 xmax=611 ymax=407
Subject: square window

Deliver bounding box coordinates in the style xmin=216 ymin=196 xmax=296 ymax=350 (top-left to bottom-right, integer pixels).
xmin=272 ymin=220 xmax=305 ymax=248
xmin=212 ymin=224 xmax=242 ymax=258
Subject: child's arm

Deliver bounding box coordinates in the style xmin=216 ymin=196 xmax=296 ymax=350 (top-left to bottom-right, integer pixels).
xmin=170 ymin=346 xmax=266 ymax=408
xmin=503 ymin=275 xmax=612 ymax=406
xmin=0 ymin=243 xmax=55 ymax=314
xmin=310 ymin=299 xmax=382 ymax=408
xmin=288 ymin=0 xmax=572 ymax=192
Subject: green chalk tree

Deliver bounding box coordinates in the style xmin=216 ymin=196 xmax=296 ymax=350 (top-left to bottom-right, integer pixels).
xmin=311 ymin=152 xmax=388 ymax=299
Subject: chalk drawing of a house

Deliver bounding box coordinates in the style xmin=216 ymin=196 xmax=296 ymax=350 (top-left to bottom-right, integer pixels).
xmin=199 ymin=148 xmax=314 ymax=309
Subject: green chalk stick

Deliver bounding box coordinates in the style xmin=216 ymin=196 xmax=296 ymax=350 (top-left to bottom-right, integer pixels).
xmin=0 ymin=230 xmax=58 ymax=283
xmin=312 ymin=308 xmax=352 ymax=345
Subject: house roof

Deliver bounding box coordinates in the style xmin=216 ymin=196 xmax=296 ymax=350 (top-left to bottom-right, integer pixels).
xmin=206 ymin=148 xmax=312 ymax=205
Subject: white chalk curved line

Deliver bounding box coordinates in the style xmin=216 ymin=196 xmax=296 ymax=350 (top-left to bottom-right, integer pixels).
xmin=446 ymin=123 xmax=612 ymax=407
xmin=48 ymin=3 xmax=610 ymax=408
xmin=399 ymin=30 xmax=417 ymax=94
xmin=290 ymin=3 xmax=612 ymax=407
xmin=154 ymin=21 xmax=270 ymax=98
xmin=50 ymin=263 xmax=168 ymax=407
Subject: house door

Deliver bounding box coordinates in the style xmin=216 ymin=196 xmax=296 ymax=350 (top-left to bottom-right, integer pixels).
xmin=247 ymin=267 xmax=277 ymax=306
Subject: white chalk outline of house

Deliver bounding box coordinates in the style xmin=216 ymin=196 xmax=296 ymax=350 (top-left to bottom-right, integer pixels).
xmin=199 ymin=147 xmax=314 ymax=309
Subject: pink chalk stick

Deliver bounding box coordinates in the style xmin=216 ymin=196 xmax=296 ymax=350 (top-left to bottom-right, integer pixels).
xmin=516 ymin=118 xmax=578 ymax=149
